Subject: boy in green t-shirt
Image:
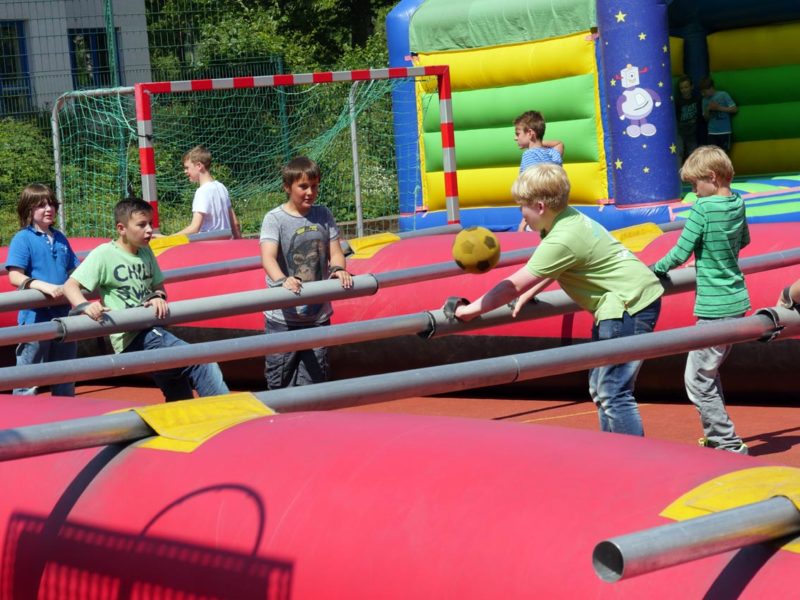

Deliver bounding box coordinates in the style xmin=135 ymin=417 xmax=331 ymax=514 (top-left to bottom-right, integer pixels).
xmin=454 ymin=163 xmax=663 ymax=436
xmin=653 ymin=146 xmax=750 ymax=454
xmin=63 ymin=197 xmax=229 ymax=401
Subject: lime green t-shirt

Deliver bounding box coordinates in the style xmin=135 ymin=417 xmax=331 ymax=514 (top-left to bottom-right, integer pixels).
xmin=526 ymin=207 xmax=663 ymax=322
xmin=70 ymin=241 xmax=165 ymax=353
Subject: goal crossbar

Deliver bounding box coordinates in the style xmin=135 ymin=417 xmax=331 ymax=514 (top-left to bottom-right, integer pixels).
xmin=134 ymin=66 xmax=460 ymax=229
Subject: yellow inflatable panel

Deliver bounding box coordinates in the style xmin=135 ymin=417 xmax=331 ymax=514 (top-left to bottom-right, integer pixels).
xmin=669 ymin=36 xmax=683 ymax=76
xmin=731 ymin=138 xmax=800 ymax=175
xmin=661 ymin=466 xmax=800 ymax=554
xmin=709 ymin=22 xmax=800 ymax=71
xmin=610 ymin=222 xmax=663 ymax=252
xmin=132 ymin=393 xmax=274 ymax=453
xmin=149 ymin=233 xmax=190 ymax=256
xmin=424 ymin=163 xmax=607 ymax=210
xmin=347 ymin=232 xmax=401 ymax=259
xmin=415 ymin=32 xmax=596 ymax=92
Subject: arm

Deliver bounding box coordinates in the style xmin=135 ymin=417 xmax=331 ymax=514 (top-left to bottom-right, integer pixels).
xmin=142 ymin=282 xmax=168 ymax=319
xmin=455 ymin=265 xmax=546 ymax=322
xmin=652 ymin=209 xmax=704 ymax=275
xmin=328 ymin=238 xmax=353 ymax=289
xmin=779 ymin=280 xmax=800 ymax=309
xmin=228 ymin=206 xmax=242 ymax=239
xmin=260 ymin=240 xmax=301 ymax=294
xmin=511 ymin=277 xmax=555 ymax=317
xmin=7 ymin=268 xmax=64 ymax=298
xmin=174 ymin=211 xmax=204 ymax=236
xmin=517 ymin=217 xmax=528 ymax=232
xmin=63 ymin=277 xmax=107 ymax=321
xmin=542 ymin=139 xmax=565 ymax=156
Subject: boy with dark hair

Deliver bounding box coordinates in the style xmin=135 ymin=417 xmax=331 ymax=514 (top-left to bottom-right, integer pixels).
xmin=513 ymin=110 xmax=564 ymax=231
xmin=259 ymin=156 xmax=352 ymax=389
xmin=64 ymin=197 xmax=230 ymax=401
xmin=675 ymin=75 xmax=703 ymax=163
xmin=699 ymin=77 xmax=738 ymax=154
xmin=653 ymin=145 xmax=750 ymax=454
xmin=177 ymin=145 xmax=241 ymax=238
xmin=6 ymin=183 xmax=80 ymax=396
xmin=454 ymin=163 xmax=663 ymax=436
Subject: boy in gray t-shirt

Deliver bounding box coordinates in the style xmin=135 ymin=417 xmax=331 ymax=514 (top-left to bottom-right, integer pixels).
xmin=259 ymin=157 xmax=353 ymax=389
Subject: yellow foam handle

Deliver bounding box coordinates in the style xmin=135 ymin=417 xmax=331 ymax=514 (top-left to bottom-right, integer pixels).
xmin=661 ymin=466 xmax=800 ymax=553
xmin=347 ymin=232 xmax=401 ymax=259
xmin=149 ymin=234 xmax=190 ymax=256
xmin=129 ymin=393 xmax=274 ymax=453
xmin=611 ymin=222 xmax=664 ymax=252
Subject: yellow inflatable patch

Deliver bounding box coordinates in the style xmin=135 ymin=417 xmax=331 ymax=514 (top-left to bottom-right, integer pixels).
xmin=661 ymin=466 xmax=800 ymax=553
xmin=130 ymin=393 xmax=274 ymax=453
xmin=149 ymin=234 xmax=190 ymax=256
xmin=346 ymin=232 xmax=401 ymax=259
xmin=610 ymin=222 xmax=663 ymax=252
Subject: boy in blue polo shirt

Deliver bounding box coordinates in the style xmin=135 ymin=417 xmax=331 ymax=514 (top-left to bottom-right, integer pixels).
xmin=5 ymin=183 xmax=80 ymax=396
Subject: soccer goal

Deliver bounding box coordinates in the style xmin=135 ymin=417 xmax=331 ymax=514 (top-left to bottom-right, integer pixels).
xmin=53 ymin=66 xmax=460 ymax=238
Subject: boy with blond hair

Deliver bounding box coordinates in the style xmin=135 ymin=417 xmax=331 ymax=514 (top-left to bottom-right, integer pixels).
xmin=653 ymin=146 xmax=750 ymax=454
xmin=178 ymin=145 xmax=241 ymax=238
xmin=454 ymin=163 xmax=663 ymax=436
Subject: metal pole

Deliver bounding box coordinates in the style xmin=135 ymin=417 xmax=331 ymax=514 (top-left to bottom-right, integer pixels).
xmin=349 ymin=81 xmax=364 ymax=237
xmin=1 ymin=307 xmax=797 ymax=461
xmin=592 ymin=496 xmax=800 ymax=582
xmin=0 ymin=246 xmax=536 ymax=347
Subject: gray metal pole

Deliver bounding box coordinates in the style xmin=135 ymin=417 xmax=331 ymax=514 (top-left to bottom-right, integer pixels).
xmin=592 ymin=496 xmax=800 ymax=582
xmin=348 ymin=81 xmax=364 ymax=238
xmin=0 ymin=254 xmax=260 ymax=313
xmin=1 ymin=306 xmax=797 ymax=462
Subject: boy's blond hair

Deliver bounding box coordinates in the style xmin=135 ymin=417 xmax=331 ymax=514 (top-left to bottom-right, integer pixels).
xmin=679 ymin=145 xmax=734 ymax=183
xmin=182 ymin=145 xmax=212 ymax=169
xmin=512 ymin=163 xmax=570 ymax=211
xmin=513 ymin=110 xmax=546 ymax=140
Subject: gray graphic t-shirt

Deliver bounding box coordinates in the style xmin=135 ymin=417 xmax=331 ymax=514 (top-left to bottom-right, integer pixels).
xmin=259 ymin=204 xmax=339 ymax=325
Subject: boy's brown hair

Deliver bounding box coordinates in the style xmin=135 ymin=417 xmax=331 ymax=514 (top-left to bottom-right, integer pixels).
xmin=282 ymin=156 xmax=322 ymax=190
xmin=679 ymin=145 xmax=734 ymax=184
xmin=698 ymin=77 xmax=715 ymax=92
xmin=513 ymin=110 xmax=546 ymax=141
xmin=511 ymin=163 xmax=570 ymax=211
xmin=182 ymin=145 xmax=213 ymax=169
xmin=17 ymin=183 xmax=58 ymax=228
xmin=114 ymin=197 xmax=153 ymax=227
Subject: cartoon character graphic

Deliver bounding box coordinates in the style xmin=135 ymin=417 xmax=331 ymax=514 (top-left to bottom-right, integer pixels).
xmin=287 ymin=225 xmax=327 ymax=316
xmin=616 ymin=64 xmax=662 ymax=138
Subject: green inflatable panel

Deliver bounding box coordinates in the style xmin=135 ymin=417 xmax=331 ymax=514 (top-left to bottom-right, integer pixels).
xmin=422 ymin=75 xmax=596 ymax=132
xmin=713 ymin=66 xmax=800 ymax=105
xmin=733 ymin=103 xmax=800 ymax=142
xmin=423 ymin=117 xmax=599 ymax=171
xmin=409 ymin=0 xmax=596 ymax=53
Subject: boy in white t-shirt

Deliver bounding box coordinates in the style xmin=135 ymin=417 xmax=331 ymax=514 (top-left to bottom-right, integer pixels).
xmin=177 ymin=145 xmax=241 ymax=238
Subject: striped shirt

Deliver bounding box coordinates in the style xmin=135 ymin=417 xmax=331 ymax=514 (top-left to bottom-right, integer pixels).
xmin=519 ymin=147 xmax=562 ymax=172
xmin=653 ymin=193 xmax=750 ymax=318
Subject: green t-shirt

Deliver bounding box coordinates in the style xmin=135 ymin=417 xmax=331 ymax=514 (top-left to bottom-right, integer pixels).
xmin=526 ymin=207 xmax=663 ymax=322
xmin=70 ymin=241 xmax=165 ymax=353
xmin=652 ymin=193 xmax=750 ymax=318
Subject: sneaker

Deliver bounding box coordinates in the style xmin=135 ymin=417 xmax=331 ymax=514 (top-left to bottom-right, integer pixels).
xmin=698 ymin=437 xmax=716 ymax=448
xmin=725 ymin=443 xmax=749 ymax=455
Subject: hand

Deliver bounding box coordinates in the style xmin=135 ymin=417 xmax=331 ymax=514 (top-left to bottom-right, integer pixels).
xmin=83 ymin=301 xmax=109 ymax=321
xmin=511 ymin=288 xmax=537 ymax=318
xmin=144 ymin=296 xmax=169 ymax=319
xmin=331 ymin=269 xmax=353 ymax=289
xmin=43 ymin=283 xmax=64 ymax=299
xmin=443 ymin=296 xmax=471 ymax=322
xmin=708 ymin=101 xmax=721 ymax=111
xmin=283 ymin=276 xmax=302 ymax=295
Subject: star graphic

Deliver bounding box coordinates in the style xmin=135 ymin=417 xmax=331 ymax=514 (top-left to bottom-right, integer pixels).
xmin=615 ymin=159 xmax=623 ymax=169
xmin=615 ymin=10 xmax=626 ymax=23
xmin=669 ymin=143 xmax=677 ymax=154
xmin=639 ymin=32 xmax=647 ymax=41
xmin=610 ymin=79 xmax=616 ymax=86
xmin=663 ymin=45 xmax=668 ymax=53
xmin=643 ymin=166 xmax=650 ymax=174
xmin=642 ymin=144 xmax=648 ymax=149
xmin=658 ymin=81 xmax=664 ymax=87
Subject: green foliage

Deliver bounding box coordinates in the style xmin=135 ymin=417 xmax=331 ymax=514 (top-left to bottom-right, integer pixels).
xmin=0 ymin=118 xmax=55 ymax=244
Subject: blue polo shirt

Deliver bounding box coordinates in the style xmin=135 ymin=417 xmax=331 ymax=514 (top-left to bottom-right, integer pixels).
xmin=6 ymin=226 xmax=79 ymax=324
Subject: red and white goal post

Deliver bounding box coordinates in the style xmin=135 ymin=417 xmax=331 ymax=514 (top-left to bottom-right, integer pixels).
xmin=133 ymin=65 xmax=460 ymax=230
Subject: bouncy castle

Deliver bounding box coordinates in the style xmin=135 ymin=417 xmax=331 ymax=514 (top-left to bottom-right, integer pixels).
xmin=387 ymin=0 xmax=800 ymax=230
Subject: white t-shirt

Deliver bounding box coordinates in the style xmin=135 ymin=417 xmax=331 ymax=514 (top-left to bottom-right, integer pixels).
xmin=192 ymin=180 xmax=232 ymax=232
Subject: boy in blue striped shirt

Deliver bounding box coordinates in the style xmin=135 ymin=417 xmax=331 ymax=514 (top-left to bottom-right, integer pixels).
xmin=653 ymin=146 xmax=750 ymax=454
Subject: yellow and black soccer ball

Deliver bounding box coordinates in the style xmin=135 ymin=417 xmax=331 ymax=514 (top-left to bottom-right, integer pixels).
xmin=452 ymin=226 xmax=501 ymax=274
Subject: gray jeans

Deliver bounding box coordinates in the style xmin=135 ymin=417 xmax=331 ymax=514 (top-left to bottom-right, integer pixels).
xmin=685 ymin=317 xmax=743 ymax=449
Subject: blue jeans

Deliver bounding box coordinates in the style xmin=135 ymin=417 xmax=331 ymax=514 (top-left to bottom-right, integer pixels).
xmin=589 ymin=299 xmax=661 ymax=436
xmin=124 ymin=327 xmax=229 ymax=402
xmin=14 ymin=339 xmax=78 ymax=397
